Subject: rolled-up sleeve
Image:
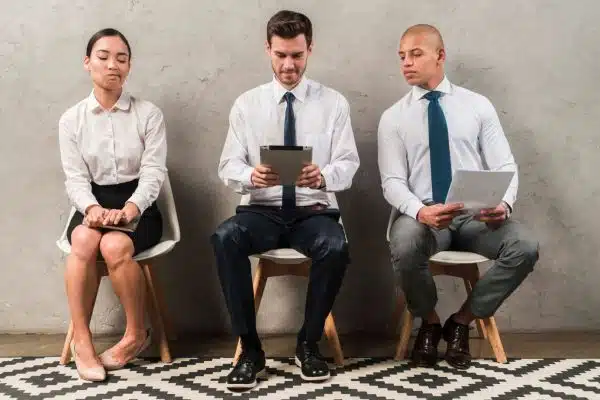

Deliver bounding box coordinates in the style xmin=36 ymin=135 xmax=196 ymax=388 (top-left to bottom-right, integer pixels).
xmin=58 ymin=115 xmax=99 ymax=214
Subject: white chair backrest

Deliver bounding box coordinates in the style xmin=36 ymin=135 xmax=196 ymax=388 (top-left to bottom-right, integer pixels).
xmin=386 ymin=207 xmax=400 ymax=242
xmin=156 ymin=173 xmax=180 ymax=243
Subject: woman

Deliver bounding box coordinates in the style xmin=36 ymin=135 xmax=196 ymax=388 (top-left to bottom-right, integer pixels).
xmin=58 ymin=28 xmax=167 ymax=381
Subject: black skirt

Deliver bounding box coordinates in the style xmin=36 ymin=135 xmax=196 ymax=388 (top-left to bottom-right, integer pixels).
xmin=67 ymin=179 xmax=162 ymax=256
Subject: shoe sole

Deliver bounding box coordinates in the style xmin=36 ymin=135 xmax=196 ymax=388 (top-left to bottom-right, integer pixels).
xmin=442 ymin=334 xmax=471 ymax=370
xmin=227 ymin=368 xmax=266 ymax=390
xmin=294 ymin=356 xmax=331 ymax=382
xmin=444 ymin=356 xmax=471 ymax=370
xmin=410 ymin=358 xmax=438 ymax=368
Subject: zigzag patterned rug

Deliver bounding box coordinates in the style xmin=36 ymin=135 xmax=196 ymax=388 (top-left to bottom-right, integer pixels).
xmin=1 ymin=357 xmax=599 ymax=399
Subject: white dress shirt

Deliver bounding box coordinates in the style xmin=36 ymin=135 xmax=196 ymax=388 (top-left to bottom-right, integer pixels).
xmin=218 ymin=76 xmax=360 ymax=207
xmin=58 ymin=91 xmax=167 ymax=214
xmin=378 ymin=76 xmax=518 ymax=219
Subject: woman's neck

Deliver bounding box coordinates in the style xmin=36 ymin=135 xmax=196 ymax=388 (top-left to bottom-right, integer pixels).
xmin=93 ymin=86 xmax=122 ymax=110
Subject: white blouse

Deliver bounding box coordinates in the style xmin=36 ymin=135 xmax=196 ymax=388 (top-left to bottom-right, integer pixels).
xmin=58 ymin=91 xmax=167 ymax=214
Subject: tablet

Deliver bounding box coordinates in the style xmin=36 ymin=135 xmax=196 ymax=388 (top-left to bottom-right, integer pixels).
xmin=445 ymin=170 xmax=515 ymax=210
xmin=259 ymin=145 xmax=313 ymax=185
xmin=84 ymin=216 xmax=141 ymax=233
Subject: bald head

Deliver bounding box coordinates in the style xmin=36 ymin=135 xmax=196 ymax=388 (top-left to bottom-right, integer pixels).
xmin=401 ymin=24 xmax=444 ymax=51
xmin=398 ymin=24 xmax=446 ymax=89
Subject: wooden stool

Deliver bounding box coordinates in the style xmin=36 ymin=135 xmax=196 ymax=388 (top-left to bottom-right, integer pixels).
xmin=232 ymin=252 xmax=345 ymax=366
xmin=394 ymin=251 xmax=507 ymax=363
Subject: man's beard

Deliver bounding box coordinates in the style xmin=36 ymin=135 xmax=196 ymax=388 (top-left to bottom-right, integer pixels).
xmin=272 ymin=63 xmax=306 ymax=87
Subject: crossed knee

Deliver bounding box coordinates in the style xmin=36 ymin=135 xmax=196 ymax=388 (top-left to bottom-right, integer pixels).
xmin=501 ymin=237 xmax=539 ymax=273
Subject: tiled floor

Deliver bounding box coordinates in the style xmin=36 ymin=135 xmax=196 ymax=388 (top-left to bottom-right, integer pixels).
xmin=2 ymin=331 xmax=600 ymax=359
xmin=3 ymin=332 xmax=600 ymax=399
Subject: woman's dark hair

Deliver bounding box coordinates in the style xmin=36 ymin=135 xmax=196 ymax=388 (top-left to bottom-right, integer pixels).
xmin=86 ymin=28 xmax=132 ymax=59
xmin=267 ymin=10 xmax=312 ymax=47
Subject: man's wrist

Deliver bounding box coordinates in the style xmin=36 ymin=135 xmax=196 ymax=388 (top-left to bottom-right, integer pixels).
xmin=318 ymin=173 xmax=326 ymax=190
xmin=501 ymin=201 xmax=512 ymax=219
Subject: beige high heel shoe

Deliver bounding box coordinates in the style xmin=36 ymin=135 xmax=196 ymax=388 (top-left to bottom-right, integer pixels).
xmin=70 ymin=341 xmax=106 ymax=382
xmin=99 ymin=329 xmax=151 ymax=371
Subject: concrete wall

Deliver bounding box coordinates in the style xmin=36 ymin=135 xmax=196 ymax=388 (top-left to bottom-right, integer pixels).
xmin=1 ymin=0 xmax=599 ymax=335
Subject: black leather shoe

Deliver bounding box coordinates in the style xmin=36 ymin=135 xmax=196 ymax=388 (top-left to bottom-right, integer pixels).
xmin=410 ymin=321 xmax=442 ymax=367
xmin=295 ymin=341 xmax=330 ymax=381
xmin=442 ymin=315 xmax=472 ymax=369
xmin=226 ymin=350 xmax=266 ymax=390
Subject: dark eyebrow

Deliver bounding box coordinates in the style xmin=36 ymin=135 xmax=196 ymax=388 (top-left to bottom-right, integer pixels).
xmin=398 ymin=47 xmax=424 ymax=55
xmin=274 ymin=51 xmax=304 ymax=57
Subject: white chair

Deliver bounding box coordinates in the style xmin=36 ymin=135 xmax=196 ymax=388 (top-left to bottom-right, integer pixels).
xmin=58 ymin=174 xmax=180 ymax=365
xmin=386 ymin=208 xmax=507 ymax=363
xmin=232 ymin=193 xmax=345 ymax=366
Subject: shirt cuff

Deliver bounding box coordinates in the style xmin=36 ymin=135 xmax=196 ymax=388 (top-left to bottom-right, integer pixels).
xmin=78 ymin=197 xmax=100 ymax=215
xmin=320 ymin=167 xmax=334 ymax=192
xmin=502 ymin=197 xmax=514 ymax=212
xmin=242 ymin=166 xmax=255 ymax=189
xmin=404 ymin=199 xmax=425 ymax=220
xmin=126 ymin=193 xmax=147 ymax=215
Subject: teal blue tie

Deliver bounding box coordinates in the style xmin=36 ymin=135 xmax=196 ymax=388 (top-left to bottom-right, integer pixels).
xmin=424 ymin=91 xmax=452 ymax=203
xmin=282 ymin=92 xmax=296 ymax=209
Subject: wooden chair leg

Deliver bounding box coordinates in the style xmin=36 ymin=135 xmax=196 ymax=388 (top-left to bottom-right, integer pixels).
xmin=143 ymin=264 xmax=172 ymax=363
xmin=395 ymin=307 xmax=413 ymax=360
xmin=483 ymin=316 xmax=507 ymax=363
xmin=59 ymin=320 xmax=74 ymax=365
xmin=324 ymin=313 xmax=344 ymax=366
xmin=150 ymin=269 xmax=177 ymax=342
xmin=233 ymin=260 xmax=269 ymax=365
xmin=462 ymin=274 xmax=487 ymax=339
xmin=389 ymin=293 xmax=406 ymax=337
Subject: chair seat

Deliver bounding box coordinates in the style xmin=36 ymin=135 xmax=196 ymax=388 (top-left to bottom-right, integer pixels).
xmin=429 ymin=251 xmax=489 ymax=265
xmin=254 ymin=248 xmax=309 ymax=264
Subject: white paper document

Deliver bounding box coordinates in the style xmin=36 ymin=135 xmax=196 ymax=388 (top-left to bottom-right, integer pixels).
xmin=445 ymin=170 xmax=515 ymax=210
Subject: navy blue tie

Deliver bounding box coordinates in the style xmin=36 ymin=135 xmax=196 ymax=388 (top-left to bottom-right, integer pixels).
xmin=424 ymin=91 xmax=452 ymax=203
xmin=282 ymin=92 xmax=296 ymax=209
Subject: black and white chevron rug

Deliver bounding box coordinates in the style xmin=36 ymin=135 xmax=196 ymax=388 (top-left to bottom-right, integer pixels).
xmin=1 ymin=357 xmax=599 ymax=399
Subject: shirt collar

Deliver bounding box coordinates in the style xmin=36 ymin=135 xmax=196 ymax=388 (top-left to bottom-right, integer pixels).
xmin=411 ymin=75 xmax=452 ymax=101
xmin=87 ymin=90 xmax=132 ymax=113
xmin=272 ymin=75 xmax=308 ymax=104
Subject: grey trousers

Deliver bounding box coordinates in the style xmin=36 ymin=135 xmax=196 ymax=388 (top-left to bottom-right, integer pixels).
xmin=389 ymin=213 xmax=539 ymax=319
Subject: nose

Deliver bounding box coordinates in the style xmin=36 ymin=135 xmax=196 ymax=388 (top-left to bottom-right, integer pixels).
xmin=402 ymin=55 xmax=413 ymax=67
xmin=107 ymin=57 xmax=117 ymax=70
xmin=283 ymin=56 xmax=294 ymax=70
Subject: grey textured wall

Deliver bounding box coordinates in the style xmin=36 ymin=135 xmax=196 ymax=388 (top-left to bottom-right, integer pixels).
xmin=1 ymin=0 xmax=599 ymax=335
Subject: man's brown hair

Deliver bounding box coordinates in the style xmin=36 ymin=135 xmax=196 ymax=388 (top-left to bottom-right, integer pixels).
xmin=267 ymin=10 xmax=313 ymax=46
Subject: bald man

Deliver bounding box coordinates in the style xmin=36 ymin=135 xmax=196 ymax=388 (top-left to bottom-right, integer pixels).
xmin=377 ymin=24 xmax=539 ymax=369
